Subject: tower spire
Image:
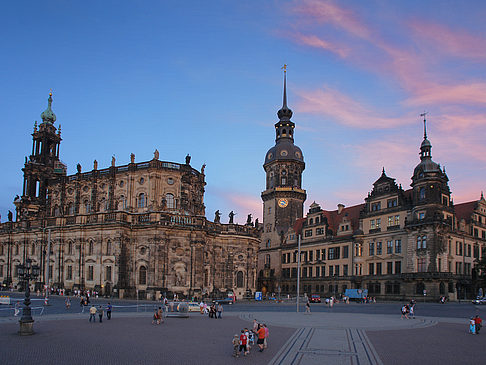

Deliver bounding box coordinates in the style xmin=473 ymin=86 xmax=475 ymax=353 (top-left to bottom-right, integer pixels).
xmin=420 ymin=111 xmax=428 ymax=139
xmin=282 ymin=64 xmax=288 ymax=109
xmin=277 ymin=65 xmax=293 ymax=123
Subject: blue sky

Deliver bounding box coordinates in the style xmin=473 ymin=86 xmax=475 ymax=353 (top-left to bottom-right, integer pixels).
xmin=1 ymin=1 xmax=485 ymax=224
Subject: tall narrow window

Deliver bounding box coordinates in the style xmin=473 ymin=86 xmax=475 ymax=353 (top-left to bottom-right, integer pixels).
xmin=105 ymin=266 xmax=112 ymax=281
xmin=88 ymin=241 xmax=94 ymax=255
xmin=106 ymin=240 xmax=112 ymax=255
xmin=139 ymin=266 xmax=147 ymax=285
xmin=166 ymin=193 xmax=175 ymax=209
xmin=138 ymin=193 xmax=146 ymax=208
xmin=236 ymin=271 xmax=244 ymax=288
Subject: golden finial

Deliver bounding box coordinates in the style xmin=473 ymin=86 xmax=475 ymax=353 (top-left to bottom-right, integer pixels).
xmin=49 ymin=88 xmax=53 ymax=96
xmin=281 ymin=64 xmax=287 ymax=73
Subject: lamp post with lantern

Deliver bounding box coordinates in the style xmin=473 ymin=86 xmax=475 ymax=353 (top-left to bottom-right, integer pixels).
xmin=17 ymin=258 xmax=40 ymax=335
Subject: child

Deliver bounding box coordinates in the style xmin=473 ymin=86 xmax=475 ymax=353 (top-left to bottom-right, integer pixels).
xmin=239 ymin=330 xmax=248 ymax=356
xmin=232 ymin=334 xmax=240 ymax=357
xmin=469 ymin=317 xmax=476 ymax=334
xmin=245 ymin=328 xmax=252 ymax=352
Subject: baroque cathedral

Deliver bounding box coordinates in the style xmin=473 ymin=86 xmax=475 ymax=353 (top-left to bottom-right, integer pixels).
xmin=258 ymin=71 xmax=486 ymax=301
xmin=0 ymin=93 xmax=260 ymax=299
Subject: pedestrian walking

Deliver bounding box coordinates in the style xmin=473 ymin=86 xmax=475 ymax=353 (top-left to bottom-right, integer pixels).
xmin=98 ymin=305 xmax=104 ymax=323
xmin=232 ymin=334 xmax=240 ymax=357
xmin=65 ymin=297 xmax=71 ymax=309
xmin=305 ymin=299 xmax=311 ymax=314
xmin=107 ymin=302 xmax=112 ymax=320
xmin=474 ymin=315 xmax=482 ymax=334
xmin=469 ymin=317 xmax=476 ymax=334
xmin=400 ymin=304 xmax=409 ymax=319
xmin=89 ymin=305 xmax=96 ymax=322
xmin=217 ymin=303 xmax=223 ymax=318
xmin=253 ymin=319 xmax=259 ymax=333
xmin=199 ymin=301 xmax=204 ymax=314
xmin=239 ymin=329 xmax=248 ymax=356
xmin=257 ymin=324 xmax=266 ymax=352
xmin=157 ymin=306 xmax=163 ymax=324
xmin=152 ymin=309 xmax=159 ymax=325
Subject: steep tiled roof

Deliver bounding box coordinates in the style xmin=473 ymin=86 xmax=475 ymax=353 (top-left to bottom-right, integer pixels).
xmin=454 ymin=201 xmax=477 ymax=223
xmin=321 ymin=203 xmax=365 ymax=235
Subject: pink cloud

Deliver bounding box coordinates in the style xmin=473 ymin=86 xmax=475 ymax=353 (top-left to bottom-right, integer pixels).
xmin=293 ymin=33 xmax=349 ymax=58
xmin=295 ymin=87 xmax=414 ymax=128
xmin=409 ymin=20 xmax=486 ymax=60
xmin=294 ymin=0 xmax=372 ymax=40
xmin=405 ymin=82 xmax=486 ymax=107
xmin=220 ymin=191 xmax=263 ymax=224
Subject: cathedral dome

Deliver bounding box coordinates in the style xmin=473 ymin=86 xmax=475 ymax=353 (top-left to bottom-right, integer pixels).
xmin=265 ymin=139 xmax=304 ymax=165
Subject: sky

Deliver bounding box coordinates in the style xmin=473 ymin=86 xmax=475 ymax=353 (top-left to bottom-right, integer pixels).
xmin=1 ymin=0 xmax=485 ymax=224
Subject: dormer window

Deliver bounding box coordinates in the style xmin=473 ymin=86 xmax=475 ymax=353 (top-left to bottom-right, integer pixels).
xmin=371 ymin=202 xmax=381 ymax=211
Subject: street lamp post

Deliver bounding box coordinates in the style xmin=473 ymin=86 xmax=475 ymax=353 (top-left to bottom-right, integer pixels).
xmin=17 ymin=258 xmax=40 ymax=335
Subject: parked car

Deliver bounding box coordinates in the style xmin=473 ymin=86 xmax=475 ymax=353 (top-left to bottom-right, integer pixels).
xmin=472 ymin=296 xmax=486 ymax=305
xmin=213 ymin=298 xmax=234 ymax=305
xmin=309 ymin=294 xmax=321 ymax=303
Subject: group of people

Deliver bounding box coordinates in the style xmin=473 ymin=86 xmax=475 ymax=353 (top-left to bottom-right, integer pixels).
xmin=199 ymin=301 xmax=224 ymax=319
xmin=469 ymin=315 xmax=482 ymax=335
xmin=232 ymin=320 xmax=269 ymax=357
xmin=88 ymin=303 xmax=112 ymax=322
xmin=400 ymin=299 xmax=416 ymax=319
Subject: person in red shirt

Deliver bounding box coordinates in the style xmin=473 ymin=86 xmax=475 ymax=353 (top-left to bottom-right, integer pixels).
xmin=257 ymin=324 xmax=266 ymax=352
xmin=475 ymin=315 xmax=482 ymax=334
xmin=239 ymin=329 xmax=248 ymax=356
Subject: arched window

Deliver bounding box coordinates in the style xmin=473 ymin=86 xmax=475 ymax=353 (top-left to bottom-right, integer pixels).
xmin=84 ymin=200 xmax=91 ymax=214
xmin=166 ymin=193 xmax=175 ymax=209
xmin=422 ymin=235 xmax=427 ymax=249
xmin=31 ymin=243 xmax=35 ymax=255
xmin=282 ymin=129 xmax=287 ymax=136
xmin=68 ymin=242 xmax=73 ymax=255
xmin=53 ymin=205 xmax=60 ymax=216
xmin=138 ymin=193 xmax=146 ymax=208
xmin=67 ymin=202 xmax=74 ymax=215
xmin=139 ymin=266 xmax=147 ymax=285
xmin=119 ymin=195 xmax=127 ymax=210
xmin=236 ymin=271 xmax=244 ymax=288
xmin=15 ymin=244 xmax=19 ymax=255
xmin=416 ymin=236 xmax=421 ymax=249
xmin=88 ymin=241 xmax=94 ymax=255
xmin=100 ymin=198 xmax=106 ymax=211
xmin=106 ymin=240 xmax=111 ymax=255
xmin=419 ymin=187 xmax=425 ymax=200
xmin=265 ymin=254 xmax=270 ymax=266
xmin=439 ymin=282 xmax=445 ymax=295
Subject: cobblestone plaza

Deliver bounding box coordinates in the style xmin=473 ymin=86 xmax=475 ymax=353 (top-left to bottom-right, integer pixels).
xmin=1 ymin=296 xmax=485 ymax=365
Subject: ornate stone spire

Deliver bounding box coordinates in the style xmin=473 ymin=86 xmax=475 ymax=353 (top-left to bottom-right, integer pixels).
xmin=40 ymin=91 xmax=57 ymax=124
xmin=277 ymin=65 xmax=293 ymax=122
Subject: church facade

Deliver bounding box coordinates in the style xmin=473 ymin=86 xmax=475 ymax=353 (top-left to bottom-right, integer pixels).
xmin=0 ymin=93 xmax=260 ymax=299
xmin=258 ymin=74 xmax=485 ymax=301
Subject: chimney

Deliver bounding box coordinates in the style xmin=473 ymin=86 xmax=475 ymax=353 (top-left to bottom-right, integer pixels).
xmin=337 ymin=204 xmax=345 ymax=214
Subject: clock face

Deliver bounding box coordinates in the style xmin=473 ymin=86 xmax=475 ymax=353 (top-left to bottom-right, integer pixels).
xmin=278 ymin=198 xmax=288 ymax=208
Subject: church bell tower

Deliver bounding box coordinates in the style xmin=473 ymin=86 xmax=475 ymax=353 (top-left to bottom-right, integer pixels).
xmin=15 ymin=92 xmax=66 ymax=219
xmin=259 ymin=67 xmax=306 ymax=294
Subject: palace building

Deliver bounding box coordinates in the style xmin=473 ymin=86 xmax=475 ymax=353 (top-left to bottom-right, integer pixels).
xmin=258 ymin=72 xmax=485 ymax=301
xmin=0 ymin=93 xmax=260 ymax=299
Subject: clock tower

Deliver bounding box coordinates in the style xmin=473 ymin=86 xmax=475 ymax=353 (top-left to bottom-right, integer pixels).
xmin=259 ymin=69 xmax=306 ymax=294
